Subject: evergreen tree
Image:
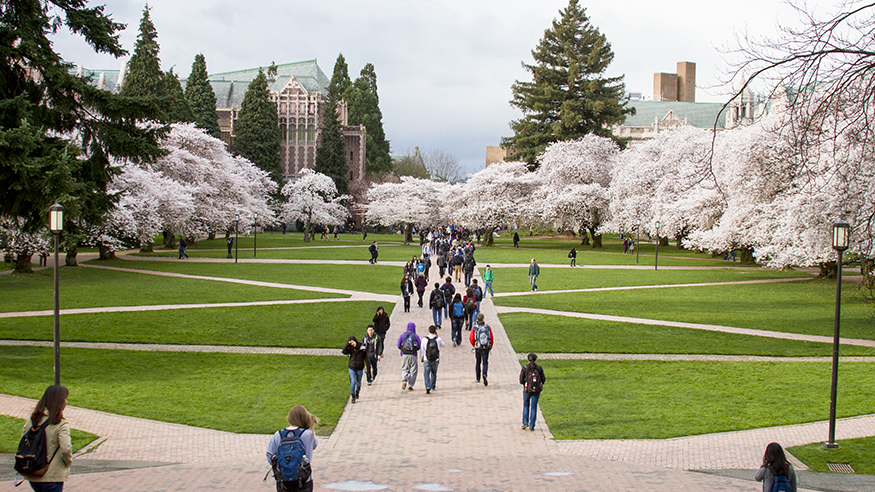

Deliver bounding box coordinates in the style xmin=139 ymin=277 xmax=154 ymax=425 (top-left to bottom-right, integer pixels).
xmin=233 ymin=69 xmax=283 ymax=185
xmin=122 ymin=6 xmax=164 ymax=100
xmin=0 ymin=0 xmax=164 ymax=272
xmin=164 ymin=69 xmax=194 ymax=123
xmin=347 ymin=64 xmax=392 ymax=174
xmin=185 ymin=54 xmax=220 ymax=138
xmin=315 ymin=54 xmax=351 ymax=194
xmin=502 ymin=0 xmax=633 ymax=167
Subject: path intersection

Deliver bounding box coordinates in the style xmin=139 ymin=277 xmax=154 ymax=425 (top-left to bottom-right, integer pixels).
xmin=1 ymin=251 xmax=874 ymax=491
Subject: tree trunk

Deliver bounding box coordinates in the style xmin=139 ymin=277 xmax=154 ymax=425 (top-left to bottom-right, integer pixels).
xmin=739 ymin=247 xmax=755 ymax=265
xmin=99 ymin=244 xmax=116 ymax=261
xmin=659 ymin=236 xmax=669 ymax=247
xmin=303 ymin=220 xmax=311 ymax=242
xmin=164 ymin=230 xmax=177 ymax=249
xmin=482 ymin=226 xmax=496 ymax=247
xmin=819 ymin=261 xmax=837 ymax=279
xmin=861 ymin=258 xmax=874 ymax=289
xmin=208 ymin=231 xmax=216 ymax=241
xmin=587 ymin=227 xmax=602 ymax=248
xmin=14 ymin=251 xmax=33 ymax=273
xmin=65 ymin=246 xmax=78 ymax=267
xmin=676 ymin=234 xmax=683 ymax=249
xmin=139 ymin=241 xmax=154 ymax=253
xmin=579 ymin=228 xmax=589 ymax=246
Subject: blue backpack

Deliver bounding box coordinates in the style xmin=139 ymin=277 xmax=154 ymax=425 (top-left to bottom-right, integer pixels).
xmin=270 ymin=428 xmax=311 ymax=486
xmin=769 ymin=474 xmax=792 ymax=492
xmin=453 ymin=301 xmax=465 ymax=317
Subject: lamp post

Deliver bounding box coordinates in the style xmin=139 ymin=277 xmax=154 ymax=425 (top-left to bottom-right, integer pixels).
xmin=253 ymin=213 xmax=258 ymax=257
xmin=235 ymin=213 xmax=239 ymax=264
xmin=654 ymin=221 xmax=660 ymax=271
xmin=636 ymin=218 xmax=641 ymax=264
xmin=824 ymin=220 xmax=850 ymax=449
xmin=49 ymin=203 xmax=64 ymax=385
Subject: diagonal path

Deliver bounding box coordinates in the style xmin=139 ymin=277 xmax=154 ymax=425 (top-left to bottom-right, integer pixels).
xmin=493 ymin=276 xmax=813 ymax=297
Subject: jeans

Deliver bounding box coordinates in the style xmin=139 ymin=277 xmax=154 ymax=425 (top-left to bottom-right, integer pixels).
xmin=474 ymin=348 xmax=489 ymax=381
xmin=366 ymin=355 xmax=378 ymax=383
xmin=523 ymin=391 xmax=540 ymax=430
xmin=439 ymin=265 xmax=446 ymax=277
xmin=432 ymin=308 xmax=442 ymax=327
xmin=530 ymin=276 xmax=538 ymax=291
xmin=451 ymin=318 xmax=463 ymax=345
xmin=484 ymin=281 xmax=493 ymax=296
xmin=423 ymin=360 xmax=438 ymax=390
xmin=29 ymin=483 xmax=64 ymax=492
xmin=277 ymin=480 xmax=313 ymax=492
xmin=348 ymin=368 xmax=363 ymax=396
xmin=466 ymin=310 xmax=475 ymax=330
xmin=464 ymin=270 xmax=472 ymax=286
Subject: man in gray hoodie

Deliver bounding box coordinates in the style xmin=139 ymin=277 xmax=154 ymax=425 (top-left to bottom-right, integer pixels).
xmin=397 ymin=322 xmax=421 ymax=391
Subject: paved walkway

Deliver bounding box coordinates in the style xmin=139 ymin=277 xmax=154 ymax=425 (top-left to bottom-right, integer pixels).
xmin=1 ymin=257 xmax=871 ymax=491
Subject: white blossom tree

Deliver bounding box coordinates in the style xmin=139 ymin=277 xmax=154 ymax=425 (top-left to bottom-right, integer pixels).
xmin=364 ymin=176 xmax=449 ymax=243
xmin=281 ymin=169 xmax=350 ymax=242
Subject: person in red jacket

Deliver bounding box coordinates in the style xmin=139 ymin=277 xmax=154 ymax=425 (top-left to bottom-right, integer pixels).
xmin=469 ymin=313 xmax=494 ymax=386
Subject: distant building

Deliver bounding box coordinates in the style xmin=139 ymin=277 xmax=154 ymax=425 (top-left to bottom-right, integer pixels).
xmin=485 ymin=146 xmax=513 ymax=167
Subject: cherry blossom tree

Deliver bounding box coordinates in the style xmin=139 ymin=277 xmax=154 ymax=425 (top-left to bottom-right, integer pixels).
xmin=364 ymin=176 xmax=448 ymax=244
xmin=535 ymin=135 xmax=618 ymax=247
xmin=281 ymin=169 xmax=350 ymax=242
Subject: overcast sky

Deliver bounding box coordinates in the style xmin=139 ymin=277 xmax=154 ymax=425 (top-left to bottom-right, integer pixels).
xmin=51 ymin=0 xmax=802 ymax=175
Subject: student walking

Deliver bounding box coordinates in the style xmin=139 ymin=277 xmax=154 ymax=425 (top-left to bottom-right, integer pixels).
xmin=401 ymin=274 xmax=414 ymax=313
xmin=17 ymin=385 xmax=72 ymax=490
xmin=469 ymin=313 xmax=494 ymax=386
xmin=440 ymin=277 xmax=455 ymax=320
xmin=420 ymin=325 xmax=445 ymax=394
xmin=342 ymin=336 xmax=367 ymax=403
xmin=414 ymin=273 xmax=428 ymax=308
xmin=528 ymin=258 xmax=540 ymax=292
xmin=755 ymin=442 xmax=797 ymax=492
xmin=513 ymin=231 xmax=520 ymax=248
xmin=266 ymin=405 xmax=319 ymax=492
xmin=362 ymin=326 xmax=383 ymax=385
xmin=429 ymin=282 xmax=445 ymax=328
xmin=569 ymin=247 xmax=577 ymax=267
xmin=398 ymin=322 xmax=421 ymax=391
xmin=372 ymin=307 xmax=390 ymax=342
xmin=520 ymin=353 xmax=546 ymax=431
xmin=448 ymin=293 xmax=465 ymax=347
xmin=368 ymin=241 xmax=378 ymax=263
xmin=178 ymin=236 xmax=188 ymax=259
xmin=482 ymin=265 xmax=494 ymax=296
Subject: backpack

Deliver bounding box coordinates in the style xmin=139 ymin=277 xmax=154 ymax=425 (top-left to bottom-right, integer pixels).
xmin=473 ymin=286 xmax=483 ymax=302
xmin=426 ymin=337 xmax=440 ymax=361
xmin=769 ymin=474 xmax=792 ymax=492
xmin=432 ymin=290 xmax=445 ymax=309
xmin=270 ymin=428 xmax=311 ymax=487
xmin=401 ymin=332 xmax=418 ymax=354
xmin=452 ymin=301 xmax=465 ymax=318
xmin=474 ymin=324 xmax=490 ymax=349
xmin=14 ymin=418 xmax=58 ymax=477
xmin=466 ymin=299 xmax=476 ymax=313
xmin=524 ymin=366 xmax=543 ymax=395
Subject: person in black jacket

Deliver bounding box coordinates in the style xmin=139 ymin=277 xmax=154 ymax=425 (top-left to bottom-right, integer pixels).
xmin=342 ymin=336 xmax=367 ymax=403
xmin=401 ymin=274 xmax=414 ymax=312
xmin=448 ymin=293 xmax=465 ymax=347
xmin=520 ymin=353 xmax=546 ymax=431
xmin=429 ymin=283 xmax=445 ymax=329
xmin=372 ymin=306 xmax=390 ymax=342
xmin=362 ymin=325 xmax=383 ymax=385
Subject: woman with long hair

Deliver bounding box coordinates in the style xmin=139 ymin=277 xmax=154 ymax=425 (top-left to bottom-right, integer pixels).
xmin=21 ymin=385 xmax=73 ymax=491
xmin=266 ymin=405 xmax=319 ymax=492
xmin=754 ymin=442 xmax=797 ymax=492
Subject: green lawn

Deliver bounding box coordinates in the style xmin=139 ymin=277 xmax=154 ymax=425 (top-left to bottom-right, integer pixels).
xmin=92 ymin=260 xmax=410 ymax=296
xmin=0 ymin=301 xmax=391 ymax=347
xmin=494 ymin=280 xmax=875 ymax=340
xmin=790 ymin=436 xmax=875 ymax=474
xmin=0 ymin=346 xmax=347 ymax=434
xmin=0 ymin=265 xmax=339 ymax=313
xmin=501 ymin=312 xmax=875 ymax=356
xmin=487 ymin=267 xmax=809 ymax=293
xmin=145 ymin=242 xmax=428 ymax=262
xmin=0 ymin=415 xmax=98 ymax=453
xmin=539 ymin=359 xmax=875 ymax=439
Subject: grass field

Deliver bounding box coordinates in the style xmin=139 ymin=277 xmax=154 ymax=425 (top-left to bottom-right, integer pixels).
xmin=789 ymin=436 xmax=875 ymax=474
xmin=0 ymin=415 xmax=98 ymax=454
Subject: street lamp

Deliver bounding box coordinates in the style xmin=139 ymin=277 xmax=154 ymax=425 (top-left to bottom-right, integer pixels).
xmin=636 ymin=218 xmax=641 ymax=264
xmin=235 ymin=213 xmax=239 ymax=264
xmin=49 ymin=203 xmax=64 ymax=385
xmin=824 ymin=220 xmax=850 ymax=449
xmin=253 ymin=213 xmax=258 ymax=257
xmin=654 ymin=220 xmax=660 ymax=271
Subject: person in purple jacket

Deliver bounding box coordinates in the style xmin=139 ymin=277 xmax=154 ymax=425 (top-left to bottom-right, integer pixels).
xmin=397 ymin=322 xmax=421 ymax=391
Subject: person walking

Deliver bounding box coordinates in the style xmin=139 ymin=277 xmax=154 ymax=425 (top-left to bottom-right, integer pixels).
xmin=569 ymin=247 xmax=577 ymax=267
xmin=429 ymin=282 xmax=445 ymax=328
xmin=440 ymin=277 xmax=456 ymax=320
xmin=362 ymin=325 xmax=383 ymax=385
xmin=398 ymin=322 xmax=421 ymax=391
xmin=755 ymin=442 xmax=797 ymax=492
xmin=420 ymin=325 xmax=445 ymax=394
xmin=528 ymin=258 xmax=540 ymax=292
xmin=342 ymin=336 xmax=367 ymax=403
xmin=436 ymin=250 xmax=446 ymax=278
xmin=18 ymin=385 xmax=72 ymax=491
xmin=368 ymin=241 xmax=378 ymax=264
xmin=469 ymin=313 xmax=494 ymax=386
xmin=178 ymin=236 xmax=188 ymax=259
xmin=372 ymin=306 xmax=390 ymax=342
xmin=482 ymin=265 xmax=494 ymax=297
xmin=463 ymin=254 xmax=476 ymax=287
xmin=266 ymin=405 xmax=319 ymax=492
xmin=401 ymin=274 xmax=414 ymax=313
xmin=448 ymin=293 xmax=465 ymax=347
xmin=513 ymin=231 xmax=520 ymax=248
xmin=414 ymin=273 xmax=428 ymax=308
xmin=463 ymin=287 xmax=477 ymax=330
xmin=520 ymin=353 xmax=546 ymax=431
xmin=226 ymin=236 xmax=234 ymax=259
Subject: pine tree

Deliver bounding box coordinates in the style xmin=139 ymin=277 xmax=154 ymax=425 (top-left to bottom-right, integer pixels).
xmin=502 ymin=0 xmax=633 ymax=167
xmin=123 ymin=6 xmax=164 ymax=100
xmin=233 ymin=69 xmax=283 ymax=185
xmin=185 ymin=54 xmax=221 ymax=138
xmin=347 ymin=64 xmax=392 ymax=175
xmin=315 ymin=54 xmax=351 ymax=194
xmin=164 ymin=69 xmax=194 ymax=123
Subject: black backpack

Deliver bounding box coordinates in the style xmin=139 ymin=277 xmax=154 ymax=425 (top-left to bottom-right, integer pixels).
xmin=14 ymin=419 xmax=58 ymax=477
xmin=524 ymin=366 xmax=543 ymax=395
xmin=432 ymin=290 xmax=445 ymax=309
xmin=426 ymin=337 xmax=440 ymax=361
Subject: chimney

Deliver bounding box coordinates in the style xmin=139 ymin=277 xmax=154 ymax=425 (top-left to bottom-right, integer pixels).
xmin=676 ymin=62 xmax=696 ymax=102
